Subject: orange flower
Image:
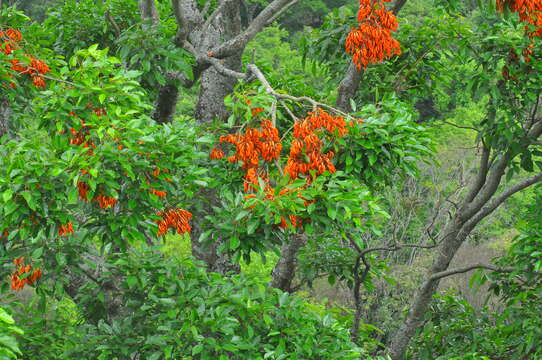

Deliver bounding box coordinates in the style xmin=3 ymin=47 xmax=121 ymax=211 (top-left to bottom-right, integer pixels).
xmin=284 ymin=109 xmax=345 ymax=180
xmin=251 ymin=107 xmax=264 ymax=116
xmin=13 ymin=256 xmax=24 ymax=266
xmin=31 ymin=75 xmax=46 ymax=88
xmin=279 ymin=215 xmax=299 ymax=229
xmin=149 ymin=188 xmax=167 ymax=197
xmin=345 ymin=0 xmax=401 ymax=69
xmin=77 ymin=181 xmax=90 ymax=201
xmin=94 ymin=194 xmax=117 ymax=209
xmin=210 ymin=146 xmax=225 ymax=160
xmin=30 ymin=59 xmax=50 ymax=75
xmin=58 ymin=222 xmax=74 ymax=236
xmin=10 ymin=257 xmax=43 ymax=291
xmin=5 ymin=29 xmax=22 ymax=42
xmin=156 ymin=209 xmax=192 ymax=236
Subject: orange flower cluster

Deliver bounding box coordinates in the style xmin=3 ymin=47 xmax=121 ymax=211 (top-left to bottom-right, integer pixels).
xmin=497 ymin=0 xmax=542 ymax=37
xmin=345 ymin=0 xmax=401 ymax=69
xmin=156 ymin=208 xmax=192 ymax=236
xmin=77 ymin=180 xmax=90 ymax=201
xmin=149 ymin=188 xmax=166 ymax=197
xmin=279 ymin=215 xmax=299 ymax=229
xmin=10 ymin=257 xmax=42 ymax=291
xmin=58 ymin=222 xmax=74 ymax=236
xmin=1 ymin=28 xmax=50 ymax=88
xmin=94 ymin=194 xmax=118 ymax=209
xmin=284 ymin=109 xmax=348 ymax=180
xmin=77 ymin=180 xmax=117 ymax=209
xmin=67 ymin=116 xmax=96 ymax=153
xmin=218 ymin=119 xmax=282 ymax=192
xmin=210 ymin=146 xmax=225 ymax=160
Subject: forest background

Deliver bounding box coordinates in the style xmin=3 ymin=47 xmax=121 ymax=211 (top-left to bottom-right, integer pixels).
xmin=0 ymin=0 xmax=541 ymax=359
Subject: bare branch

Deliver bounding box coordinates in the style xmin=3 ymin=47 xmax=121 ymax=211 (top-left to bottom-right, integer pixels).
xmin=429 ymin=263 xmax=515 ymax=281
xmin=247 ymin=64 xmax=351 ymax=117
xmin=184 ymin=41 xmax=251 ymax=80
xmin=265 ymin=0 xmax=301 ymax=26
xmin=439 ymin=120 xmax=479 ymax=132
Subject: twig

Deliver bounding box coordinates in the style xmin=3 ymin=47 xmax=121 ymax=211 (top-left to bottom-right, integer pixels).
xmin=105 ymin=10 xmax=121 ymax=38
xmin=429 ymin=263 xmax=515 ymax=281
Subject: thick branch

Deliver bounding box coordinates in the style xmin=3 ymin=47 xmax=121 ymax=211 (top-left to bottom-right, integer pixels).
xmin=462 ymin=172 xmax=542 ymax=233
xmin=459 ymin=151 xmax=511 ymax=221
xmin=464 ymin=144 xmax=491 ymax=204
xmin=172 ymin=0 xmax=202 ymax=44
xmin=210 ymin=0 xmax=297 ymax=59
xmin=184 ymin=41 xmax=250 ymax=80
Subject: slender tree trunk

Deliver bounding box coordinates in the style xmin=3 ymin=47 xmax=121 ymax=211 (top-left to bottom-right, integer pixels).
xmin=138 ymin=0 xmax=159 ymax=26
xmin=388 ymin=220 xmax=465 ymax=359
xmin=335 ymin=62 xmax=364 ymax=112
xmin=270 ymin=234 xmax=307 ymax=292
xmin=152 ymin=84 xmax=179 ymax=124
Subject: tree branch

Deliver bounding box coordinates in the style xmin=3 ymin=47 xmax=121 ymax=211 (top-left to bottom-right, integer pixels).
xmin=172 ymin=0 xmax=202 ymax=44
xmin=464 ymin=143 xmax=491 ymax=204
xmin=429 ymin=263 xmax=515 ymax=281
xmin=105 ymin=10 xmax=121 ymax=38
xmin=462 ymin=172 xmax=542 ymax=232
xmin=209 ymin=0 xmax=299 ymax=59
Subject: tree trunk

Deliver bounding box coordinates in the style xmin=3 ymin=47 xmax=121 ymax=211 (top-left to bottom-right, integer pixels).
xmin=0 ymin=97 xmax=10 ymax=136
xmin=388 ymin=219 xmax=465 ymax=359
xmin=187 ymin=1 xmax=245 ymax=272
xmin=335 ymin=62 xmax=364 ymax=112
xmin=194 ymin=1 xmax=242 ymax=123
xmin=138 ymin=0 xmax=159 ymax=26
xmin=152 ymin=84 xmax=179 ymax=124
xmin=270 ymin=234 xmax=307 ymax=292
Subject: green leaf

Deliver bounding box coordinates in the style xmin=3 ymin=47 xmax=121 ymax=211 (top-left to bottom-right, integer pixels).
xmin=229 ymin=236 xmax=240 ymax=250
xmin=0 ymin=309 xmax=15 ymax=325
xmin=32 ymin=247 xmax=44 ymax=259
xmin=192 ymin=344 xmax=203 ymax=356
xmin=2 ymin=189 xmax=13 ymax=203
xmin=126 ymin=276 xmax=138 ymax=288
xmin=247 ymin=218 xmax=260 ymax=235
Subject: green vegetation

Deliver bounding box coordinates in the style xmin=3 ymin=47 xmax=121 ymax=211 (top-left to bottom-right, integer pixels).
xmin=0 ymin=0 xmax=541 ymax=359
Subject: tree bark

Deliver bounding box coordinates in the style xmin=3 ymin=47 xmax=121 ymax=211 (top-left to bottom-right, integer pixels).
xmin=335 ymin=61 xmax=364 ymax=112
xmin=138 ymin=0 xmax=159 ymax=26
xmin=0 ymin=97 xmax=10 ymax=136
xmin=270 ymin=234 xmax=307 ymax=292
xmin=194 ymin=1 xmax=242 ymax=123
xmin=152 ymin=84 xmax=179 ymax=124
